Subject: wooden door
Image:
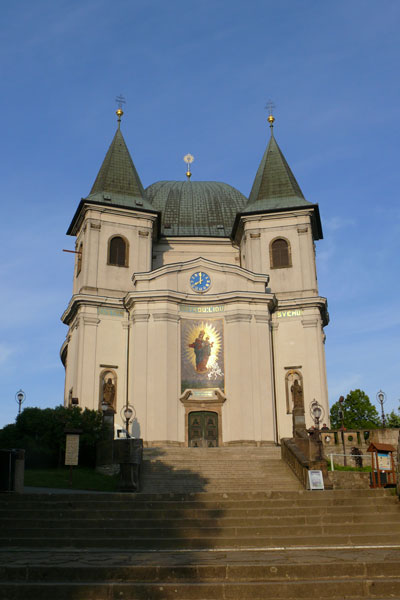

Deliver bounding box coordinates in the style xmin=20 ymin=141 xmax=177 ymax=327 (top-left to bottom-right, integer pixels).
xmin=188 ymin=411 xmax=218 ymax=447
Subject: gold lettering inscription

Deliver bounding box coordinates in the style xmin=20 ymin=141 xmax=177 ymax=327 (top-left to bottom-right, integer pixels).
xmin=98 ymin=308 xmax=125 ymax=317
xmin=277 ymin=310 xmax=303 ymax=318
xmin=180 ymin=305 xmax=224 ymax=314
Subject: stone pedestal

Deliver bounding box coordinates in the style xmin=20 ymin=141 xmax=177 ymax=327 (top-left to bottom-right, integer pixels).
xmin=292 ymin=406 xmax=306 ymax=438
xmin=113 ymin=438 xmax=143 ymax=492
xmin=14 ymin=449 xmax=25 ymax=494
xmin=103 ymin=410 xmax=115 ymax=441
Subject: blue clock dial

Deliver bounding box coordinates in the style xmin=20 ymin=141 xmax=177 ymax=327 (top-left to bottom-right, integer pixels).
xmin=190 ymin=271 xmax=211 ymax=293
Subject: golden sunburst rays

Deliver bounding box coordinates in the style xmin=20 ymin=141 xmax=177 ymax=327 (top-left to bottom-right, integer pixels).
xmin=184 ymin=321 xmax=222 ymax=372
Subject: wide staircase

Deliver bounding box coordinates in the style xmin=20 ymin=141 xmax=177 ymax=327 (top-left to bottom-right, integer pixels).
xmin=141 ymin=446 xmax=302 ymax=493
xmin=0 ymin=447 xmax=400 ymax=599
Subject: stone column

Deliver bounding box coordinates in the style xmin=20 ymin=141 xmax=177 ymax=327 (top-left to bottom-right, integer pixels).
xmin=301 ymin=315 xmax=329 ymax=419
xmin=137 ymin=228 xmax=152 ymax=272
xmin=297 ymin=224 xmax=317 ymax=293
xmin=130 ymin=313 xmax=149 ymax=440
xmin=79 ymin=315 xmax=100 ymax=410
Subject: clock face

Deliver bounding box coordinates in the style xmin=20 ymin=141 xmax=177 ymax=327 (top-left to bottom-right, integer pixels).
xmin=190 ymin=271 xmax=211 ymax=293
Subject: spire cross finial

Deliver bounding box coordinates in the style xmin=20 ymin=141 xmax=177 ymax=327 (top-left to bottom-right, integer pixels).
xmin=265 ymin=99 xmax=276 ymax=129
xmin=115 ymin=94 xmax=126 ymax=125
xmin=183 ymin=153 xmax=194 ymax=180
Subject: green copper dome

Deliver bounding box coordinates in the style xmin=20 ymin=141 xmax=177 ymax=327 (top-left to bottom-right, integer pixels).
xmin=145 ymin=181 xmax=247 ymax=237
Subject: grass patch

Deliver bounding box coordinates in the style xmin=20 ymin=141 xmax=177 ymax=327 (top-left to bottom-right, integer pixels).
xmin=328 ymin=463 xmax=372 ymax=472
xmin=24 ymin=467 xmax=119 ymax=491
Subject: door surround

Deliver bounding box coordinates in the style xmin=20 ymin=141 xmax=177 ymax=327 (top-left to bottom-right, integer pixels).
xmin=179 ymin=388 xmax=226 ymax=447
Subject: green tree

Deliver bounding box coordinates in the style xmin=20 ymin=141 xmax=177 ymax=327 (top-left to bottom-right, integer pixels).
xmin=0 ymin=405 xmax=106 ymax=468
xmin=386 ymin=408 xmax=400 ymax=428
xmin=330 ymin=389 xmax=380 ymax=429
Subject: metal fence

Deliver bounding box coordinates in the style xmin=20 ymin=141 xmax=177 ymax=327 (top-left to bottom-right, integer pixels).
xmin=328 ymin=452 xmax=372 ymax=471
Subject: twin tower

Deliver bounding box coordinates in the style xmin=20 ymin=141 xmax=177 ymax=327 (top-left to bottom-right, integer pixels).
xmin=61 ymin=114 xmax=329 ymax=447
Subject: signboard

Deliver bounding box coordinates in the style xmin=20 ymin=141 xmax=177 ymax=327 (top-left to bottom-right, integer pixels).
xmin=308 ymin=469 xmax=324 ymax=490
xmin=378 ymin=452 xmax=391 ymax=471
xmin=65 ymin=434 xmax=80 ymax=466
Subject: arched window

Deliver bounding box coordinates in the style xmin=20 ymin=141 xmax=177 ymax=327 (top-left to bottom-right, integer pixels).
xmin=76 ymin=243 xmax=83 ymax=276
xmin=270 ymin=238 xmax=291 ymax=268
xmin=108 ymin=236 xmax=128 ymax=267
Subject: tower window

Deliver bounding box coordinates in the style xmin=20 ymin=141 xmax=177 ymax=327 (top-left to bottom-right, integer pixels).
xmin=270 ymin=238 xmax=291 ymax=269
xmin=108 ymin=236 xmax=128 ymax=267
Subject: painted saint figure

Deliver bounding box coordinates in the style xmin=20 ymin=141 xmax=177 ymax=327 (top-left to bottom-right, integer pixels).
xmin=188 ymin=330 xmax=204 ymax=372
xmin=197 ymin=336 xmax=213 ymax=373
xmin=188 ymin=330 xmax=213 ymax=373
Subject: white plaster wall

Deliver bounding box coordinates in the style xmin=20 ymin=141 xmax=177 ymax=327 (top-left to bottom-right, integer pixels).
xmin=240 ymin=211 xmax=318 ymax=298
xmin=153 ymin=238 xmax=239 ymax=270
xmin=63 ymin=204 xmax=329 ymax=447
xmin=272 ymin=307 xmax=329 ymax=439
xmin=72 ymin=206 xmax=156 ymax=297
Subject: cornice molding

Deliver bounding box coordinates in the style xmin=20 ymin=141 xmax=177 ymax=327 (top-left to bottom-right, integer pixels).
xmin=61 ymin=294 xmax=125 ymax=326
xmin=254 ymin=313 xmax=270 ymax=323
xmin=132 ymin=313 xmax=150 ymax=323
xmin=301 ymin=318 xmax=319 ymax=328
xmin=225 ymin=313 xmax=252 ymax=323
xmin=132 ymin=256 xmax=269 ymax=287
xmin=152 ymin=312 xmax=180 ymax=323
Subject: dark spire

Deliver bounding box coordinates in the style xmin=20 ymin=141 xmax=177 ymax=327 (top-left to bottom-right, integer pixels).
xmin=88 ymin=127 xmax=146 ymax=200
xmin=245 ymin=123 xmax=311 ymax=213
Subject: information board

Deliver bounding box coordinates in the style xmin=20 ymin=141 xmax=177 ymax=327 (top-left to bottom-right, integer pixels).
xmin=378 ymin=452 xmax=391 ymax=471
xmin=308 ymin=469 xmax=324 ymax=490
xmin=65 ymin=434 xmax=80 ymax=466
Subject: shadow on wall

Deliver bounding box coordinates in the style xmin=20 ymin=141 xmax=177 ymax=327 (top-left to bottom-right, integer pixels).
xmin=131 ymin=417 xmax=141 ymax=438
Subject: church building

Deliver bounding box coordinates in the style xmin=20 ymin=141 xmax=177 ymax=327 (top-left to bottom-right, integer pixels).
xmin=60 ymin=109 xmax=329 ymax=447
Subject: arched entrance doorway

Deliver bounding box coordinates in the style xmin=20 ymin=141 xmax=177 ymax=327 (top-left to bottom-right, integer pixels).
xmin=188 ymin=411 xmax=218 ymax=447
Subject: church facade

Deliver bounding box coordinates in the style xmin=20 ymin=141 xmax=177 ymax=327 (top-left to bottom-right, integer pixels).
xmin=60 ymin=112 xmax=329 ymax=446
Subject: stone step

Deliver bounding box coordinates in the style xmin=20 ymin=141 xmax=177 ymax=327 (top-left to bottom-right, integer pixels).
xmin=0 ymin=488 xmax=392 ymax=502
xmin=1 ymin=488 xmax=390 ymax=501
xmin=3 ymin=510 xmax=400 ymax=528
xmin=139 ymin=446 xmax=303 ymax=493
xmin=3 ymin=557 xmax=400 ymax=583
xmin=1 ymin=485 xmax=400 ymax=599
xmin=4 ymin=521 xmax=400 ymax=540
xmin=0 ymin=502 xmax=400 ymax=522
xmin=1 ymin=577 xmax=400 ymax=599
xmin=4 ymin=532 xmax=400 ymax=550
xmin=3 ymin=504 xmax=398 ymax=522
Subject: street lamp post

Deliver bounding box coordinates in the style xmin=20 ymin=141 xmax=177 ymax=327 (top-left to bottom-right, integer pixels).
xmin=15 ymin=390 xmax=25 ymax=416
xmin=121 ymin=405 xmax=135 ymax=438
xmin=310 ymin=399 xmax=325 ymax=461
xmin=376 ymin=390 xmax=386 ymax=428
xmin=338 ymin=395 xmax=347 ymax=466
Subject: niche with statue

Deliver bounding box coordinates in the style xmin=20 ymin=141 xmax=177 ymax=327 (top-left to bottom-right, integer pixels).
xmin=99 ymin=370 xmax=117 ymax=413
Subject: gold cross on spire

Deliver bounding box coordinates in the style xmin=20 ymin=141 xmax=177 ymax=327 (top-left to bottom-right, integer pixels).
xmin=183 ymin=153 xmax=194 ymax=180
xmin=115 ymin=94 xmax=126 ymax=124
xmin=265 ymin=99 xmax=276 ymax=127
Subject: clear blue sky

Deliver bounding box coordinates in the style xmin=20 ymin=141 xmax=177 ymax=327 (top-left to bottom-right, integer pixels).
xmin=1 ymin=0 xmax=399 ymax=427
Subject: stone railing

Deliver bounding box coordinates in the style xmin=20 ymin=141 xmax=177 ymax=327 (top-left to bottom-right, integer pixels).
xmin=397 ymin=431 xmax=400 ymax=498
xmin=281 ymin=432 xmax=331 ymax=489
xmin=281 ymin=438 xmax=310 ymax=489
